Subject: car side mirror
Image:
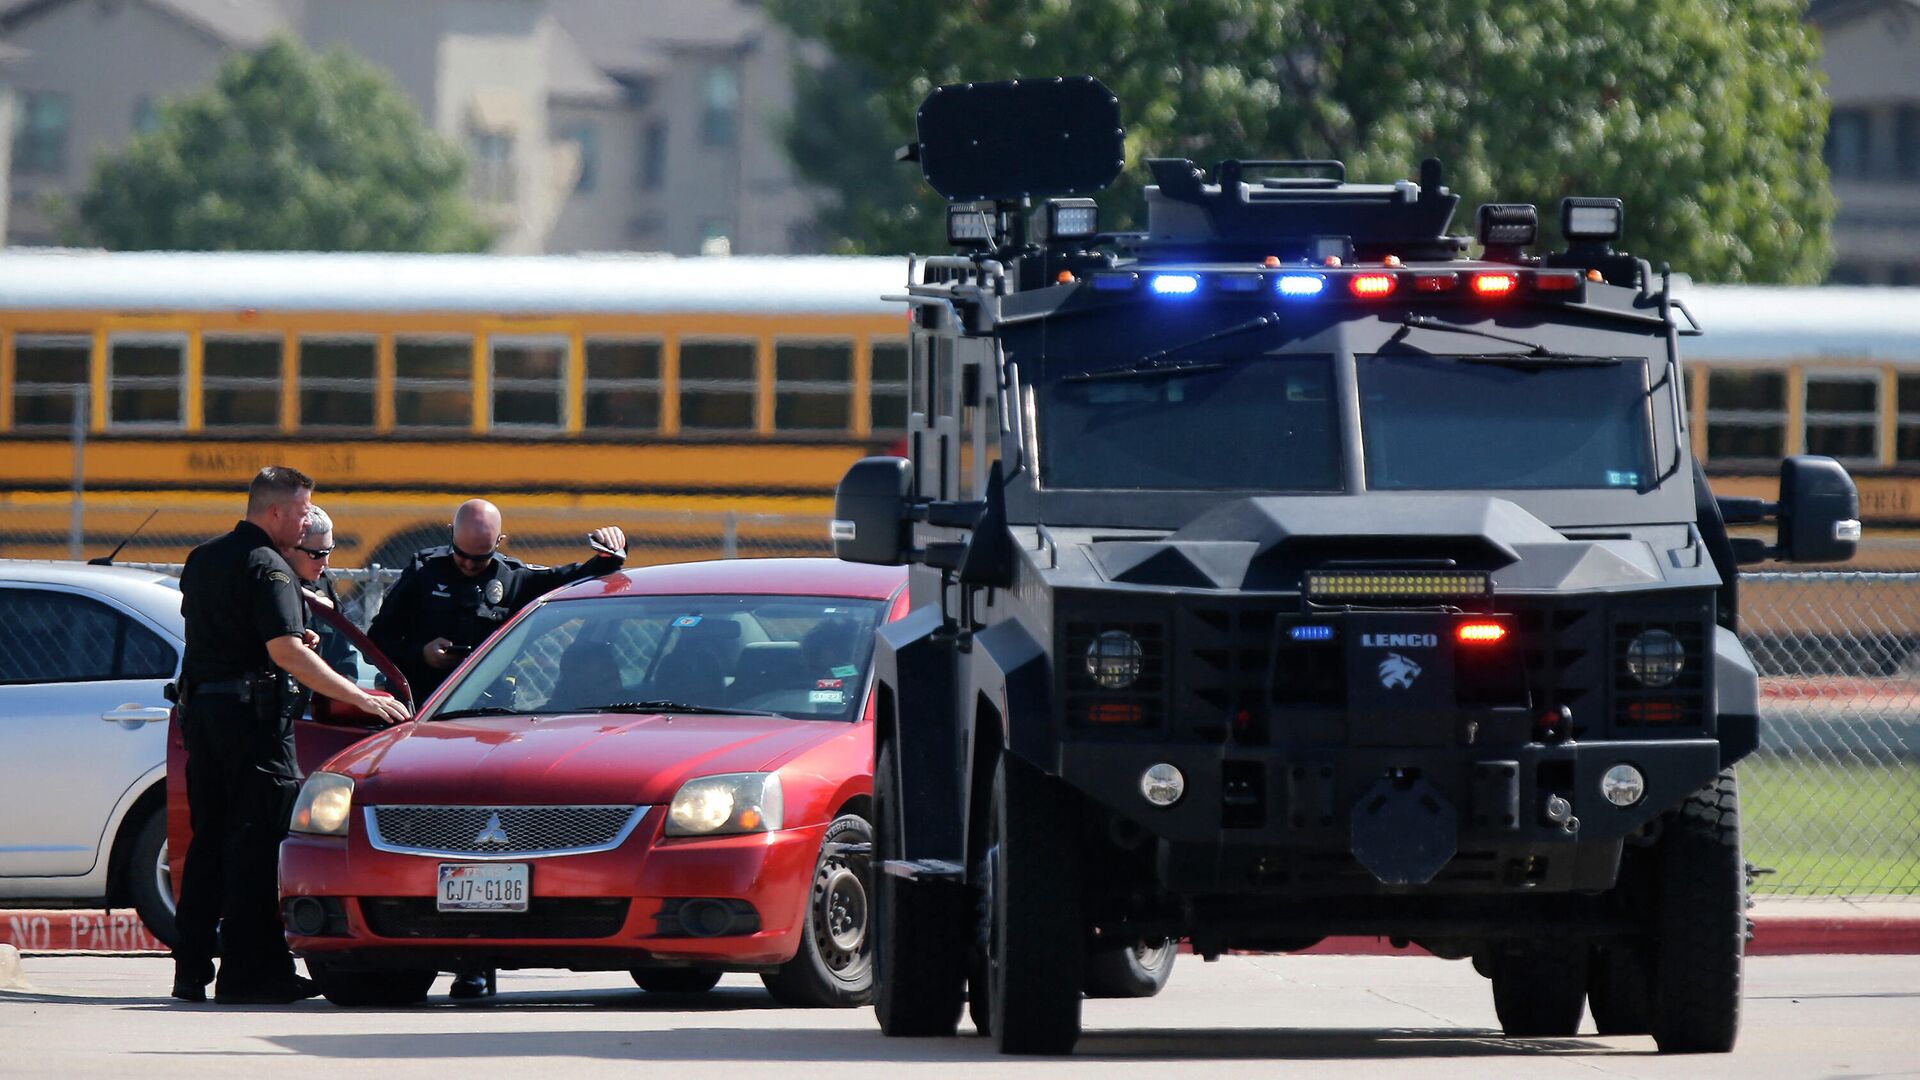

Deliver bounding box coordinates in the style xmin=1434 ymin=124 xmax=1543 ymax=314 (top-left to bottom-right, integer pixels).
xmin=833 ymin=456 xmax=912 ymax=565
xmin=1777 ymin=455 xmax=1860 ymax=564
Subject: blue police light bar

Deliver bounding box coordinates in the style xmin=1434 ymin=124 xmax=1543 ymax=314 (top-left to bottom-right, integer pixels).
xmin=1215 ymin=273 xmax=1264 ymax=293
xmin=1289 ymin=624 xmax=1335 ymax=642
xmin=1276 ymin=273 xmax=1326 ymax=298
xmin=1090 ymin=273 xmax=1137 ymax=291
xmin=1149 ymin=273 xmax=1200 ymax=295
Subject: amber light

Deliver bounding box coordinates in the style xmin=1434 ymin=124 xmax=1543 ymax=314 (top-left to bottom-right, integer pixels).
xmin=1086 ymin=702 xmax=1145 ymax=725
xmin=1457 ymin=622 xmax=1508 ymax=644
xmin=1472 ymin=273 xmax=1518 ymax=296
xmin=1349 ymin=273 xmax=1396 ymax=298
xmin=1625 ymin=701 xmax=1686 ymax=724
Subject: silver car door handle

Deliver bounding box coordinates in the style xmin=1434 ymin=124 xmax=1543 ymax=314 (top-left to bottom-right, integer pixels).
xmin=101 ymin=705 xmax=171 ymax=727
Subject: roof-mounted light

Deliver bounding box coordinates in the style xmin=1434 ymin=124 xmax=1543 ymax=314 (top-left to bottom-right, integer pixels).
xmin=1090 ymin=272 xmax=1137 ymax=292
xmin=946 ymin=204 xmax=995 ymax=247
xmin=1149 ymin=273 xmax=1199 ymax=295
xmin=1349 ymin=273 xmax=1396 ymax=298
xmin=1043 ymin=197 xmax=1100 ymax=240
xmin=1276 ymin=273 xmax=1326 ymax=298
xmin=1475 ymin=203 xmax=1538 ymax=248
xmin=1471 ymin=272 xmax=1518 ymax=297
xmin=1214 ymin=273 xmax=1265 ymax=293
xmin=1562 ymin=197 xmax=1623 ymax=242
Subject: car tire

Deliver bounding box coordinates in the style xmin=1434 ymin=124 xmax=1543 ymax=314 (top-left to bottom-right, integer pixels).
xmin=984 ymin=753 xmax=1082 ymax=1055
xmin=1588 ymin=944 xmax=1653 ymax=1035
xmin=1083 ymin=938 xmax=1176 ymax=999
xmin=309 ymin=961 xmax=435 ymax=1006
xmin=1649 ymin=769 xmax=1744 ymax=1054
xmin=1490 ymin=941 xmax=1588 ymax=1037
xmin=762 ymin=814 xmax=874 ymax=1008
xmin=871 ymin=740 xmax=967 ymax=1037
xmin=631 ymin=968 xmax=722 ymax=994
xmin=126 ymin=806 xmax=178 ymax=947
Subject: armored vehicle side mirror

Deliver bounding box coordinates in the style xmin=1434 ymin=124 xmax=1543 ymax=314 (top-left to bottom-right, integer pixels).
xmin=1777 ymin=455 xmax=1860 ymax=564
xmin=833 ymin=457 xmax=913 ymax=565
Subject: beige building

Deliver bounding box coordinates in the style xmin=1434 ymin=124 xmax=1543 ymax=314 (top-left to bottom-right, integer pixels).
xmin=0 ymin=0 xmax=816 ymax=255
xmin=1810 ymin=0 xmax=1920 ymax=284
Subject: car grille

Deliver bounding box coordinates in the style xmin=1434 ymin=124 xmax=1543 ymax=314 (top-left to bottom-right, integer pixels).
xmin=366 ymin=805 xmax=646 ymax=858
xmin=360 ymin=897 xmax=631 ymax=939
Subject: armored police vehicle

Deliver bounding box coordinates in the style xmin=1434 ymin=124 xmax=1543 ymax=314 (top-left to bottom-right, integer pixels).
xmin=832 ymin=77 xmax=1860 ymax=1056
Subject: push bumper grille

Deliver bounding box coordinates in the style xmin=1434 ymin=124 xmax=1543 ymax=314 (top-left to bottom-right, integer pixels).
xmin=366 ymin=805 xmax=646 ymax=858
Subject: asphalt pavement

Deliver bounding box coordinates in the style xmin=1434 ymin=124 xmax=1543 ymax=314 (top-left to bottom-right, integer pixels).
xmin=2 ymin=952 xmax=1916 ymax=1079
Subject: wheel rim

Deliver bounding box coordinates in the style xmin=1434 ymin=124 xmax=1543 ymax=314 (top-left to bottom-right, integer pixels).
xmin=156 ymin=839 xmax=175 ymax=916
xmin=812 ymin=841 xmax=871 ymax=979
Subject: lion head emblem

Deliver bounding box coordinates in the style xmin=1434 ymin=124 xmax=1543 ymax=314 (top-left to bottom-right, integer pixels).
xmin=1378 ymin=652 xmax=1422 ymax=689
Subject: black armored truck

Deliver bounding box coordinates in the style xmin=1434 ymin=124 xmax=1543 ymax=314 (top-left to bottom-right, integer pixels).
xmin=831 ymin=77 xmax=1861 ymax=1056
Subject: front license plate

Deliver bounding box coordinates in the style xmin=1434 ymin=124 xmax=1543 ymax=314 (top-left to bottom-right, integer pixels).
xmin=437 ymin=863 xmax=529 ymax=913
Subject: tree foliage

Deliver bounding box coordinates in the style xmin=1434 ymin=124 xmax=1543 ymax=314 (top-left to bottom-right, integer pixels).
xmin=772 ymin=0 xmax=1832 ymax=282
xmin=78 ymin=36 xmax=492 ymax=252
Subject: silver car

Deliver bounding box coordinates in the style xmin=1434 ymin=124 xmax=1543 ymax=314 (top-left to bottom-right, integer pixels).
xmin=0 ymin=562 xmax=182 ymax=940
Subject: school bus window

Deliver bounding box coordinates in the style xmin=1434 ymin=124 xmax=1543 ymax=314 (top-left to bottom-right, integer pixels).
xmin=1705 ymin=370 xmax=1786 ymax=461
xmin=773 ymin=339 xmax=852 ymax=432
xmin=679 ymin=339 xmax=754 ymax=431
xmin=1804 ymin=371 xmax=1879 ymax=462
xmin=394 ymin=336 xmax=472 ymax=429
xmin=108 ymin=334 xmax=185 ymax=428
xmin=490 ymin=335 xmax=566 ymax=430
xmin=298 ymin=337 xmax=376 ymax=429
xmin=1898 ymin=373 xmax=1920 ymax=464
xmin=202 ymin=336 xmax=281 ymax=428
xmin=583 ymin=338 xmax=661 ymax=432
xmin=10 ymin=334 xmax=90 ymax=428
xmin=870 ymin=339 xmax=909 ymax=434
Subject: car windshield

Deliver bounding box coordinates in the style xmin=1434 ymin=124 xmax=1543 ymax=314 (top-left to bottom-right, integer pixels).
xmin=1035 ymin=353 xmax=1342 ymax=491
xmin=429 ymin=593 xmax=888 ymax=723
xmin=1358 ymin=352 xmax=1658 ymax=490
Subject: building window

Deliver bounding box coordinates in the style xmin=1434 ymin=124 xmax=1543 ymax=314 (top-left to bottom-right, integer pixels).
xmin=10 ymin=334 xmax=91 ymax=428
xmin=1803 ymin=371 xmax=1879 ymax=462
xmin=393 ymin=337 xmax=472 ymax=429
xmin=1826 ymin=108 xmax=1870 ymax=180
xmin=584 ymin=339 xmax=661 ymax=432
xmin=13 ymin=92 xmax=71 ymax=174
xmin=468 ymin=130 xmax=516 ymax=203
xmin=107 ymin=335 xmax=184 ymax=428
xmin=701 ymin=66 xmax=739 ymax=146
xmin=773 ymin=340 xmax=852 ymax=432
xmin=298 ymin=338 xmax=376 ymax=429
xmin=565 ymin=123 xmax=598 ymax=193
xmin=641 ymin=121 xmax=667 ymax=190
xmin=869 ymin=339 xmax=909 ymax=434
xmin=490 ymin=336 xmax=566 ymax=430
xmin=678 ymin=339 xmax=755 ymax=431
xmin=1896 ymin=374 xmax=1920 ymax=464
xmin=1704 ymin=370 xmax=1786 ymax=461
xmin=1899 ymin=106 xmax=1920 ymax=181
xmin=202 ymin=336 xmax=281 ymax=428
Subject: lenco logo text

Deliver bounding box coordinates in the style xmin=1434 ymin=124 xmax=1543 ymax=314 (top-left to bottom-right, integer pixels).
xmin=1361 ymin=633 xmax=1439 ymax=648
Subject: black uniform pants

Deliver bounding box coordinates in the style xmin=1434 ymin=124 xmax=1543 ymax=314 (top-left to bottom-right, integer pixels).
xmin=172 ymin=694 xmax=300 ymax=988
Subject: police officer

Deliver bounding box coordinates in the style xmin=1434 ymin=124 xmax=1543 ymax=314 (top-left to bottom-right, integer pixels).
xmin=366 ymin=498 xmax=625 ymax=999
xmin=173 ymin=468 xmax=410 ymax=1005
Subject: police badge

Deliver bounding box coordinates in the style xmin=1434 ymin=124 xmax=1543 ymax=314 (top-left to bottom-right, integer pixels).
xmin=484 ymin=578 xmax=506 ymax=605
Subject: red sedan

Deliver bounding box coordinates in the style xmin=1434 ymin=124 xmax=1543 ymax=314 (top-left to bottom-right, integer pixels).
xmin=276 ymin=558 xmax=906 ymax=1007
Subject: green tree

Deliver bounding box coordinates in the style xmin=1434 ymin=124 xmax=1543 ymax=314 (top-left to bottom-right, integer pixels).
xmin=78 ymin=36 xmax=492 ymax=252
xmin=772 ymin=0 xmax=1832 ymax=282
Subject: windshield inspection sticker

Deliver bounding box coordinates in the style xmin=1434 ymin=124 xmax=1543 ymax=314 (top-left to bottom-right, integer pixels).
xmin=831 ymin=665 xmax=858 ymax=678
xmin=1606 ymin=470 xmax=1641 ymax=487
xmin=816 ymin=678 xmax=844 ymax=690
xmin=672 ymin=616 xmax=703 ymax=628
xmin=809 ymin=689 xmax=845 ymax=704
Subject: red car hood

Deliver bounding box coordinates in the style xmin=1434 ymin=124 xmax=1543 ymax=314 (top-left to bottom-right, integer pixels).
xmin=324 ymin=712 xmax=847 ymax=806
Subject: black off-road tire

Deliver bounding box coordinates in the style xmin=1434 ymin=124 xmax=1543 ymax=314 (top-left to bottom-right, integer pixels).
xmin=761 ymin=814 xmax=874 ymax=1008
xmin=1083 ymin=938 xmax=1177 ymax=999
xmin=1587 ymin=944 xmax=1653 ymax=1035
xmin=631 ymin=968 xmax=723 ymax=994
xmin=126 ymin=806 xmax=178 ymax=947
xmin=1649 ymin=769 xmax=1744 ymax=1054
xmin=872 ymin=740 xmax=968 ymax=1037
xmin=1490 ymin=942 xmax=1588 ymax=1037
xmin=985 ymin=753 xmax=1083 ymax=1055
xmin=309 ymin=962 xmax=435 ymax=1006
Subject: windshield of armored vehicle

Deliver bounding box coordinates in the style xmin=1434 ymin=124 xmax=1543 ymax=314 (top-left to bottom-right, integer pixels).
xmin=1036 ymin=354 xmax=1341 ymax=491
xmin=1358 ymin=353 xmax=1657 ymax=490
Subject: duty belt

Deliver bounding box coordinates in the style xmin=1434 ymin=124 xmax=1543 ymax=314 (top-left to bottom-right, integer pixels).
xmin=191 ymin=679 xmax=252 ymax=697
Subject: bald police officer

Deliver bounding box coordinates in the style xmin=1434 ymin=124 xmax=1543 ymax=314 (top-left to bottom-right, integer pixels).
xmin=173 ymin=467 xmax=410 ymax=1005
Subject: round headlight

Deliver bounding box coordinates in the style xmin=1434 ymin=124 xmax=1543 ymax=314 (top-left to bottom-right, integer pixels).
xmin=1601 ymin=764 xmax=1646 ymax=807
xmin=1086 ymin=630 xmax=1143 ymax=689
xmin=1624 ymin=629 xmax=1685 ymax=687
xmin=1140 ymin=763 xmax=1184 ymax=807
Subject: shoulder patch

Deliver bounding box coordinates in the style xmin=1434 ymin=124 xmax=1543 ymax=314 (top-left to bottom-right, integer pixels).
xmin=267 ymin=570 xmax=293 ymax=584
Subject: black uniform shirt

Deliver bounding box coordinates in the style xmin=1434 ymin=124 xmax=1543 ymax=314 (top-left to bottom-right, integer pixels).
xmin=178 ymin=520 xmax=305 ymax=682
xmin=367 ymin=546 xmax=623 ymax=699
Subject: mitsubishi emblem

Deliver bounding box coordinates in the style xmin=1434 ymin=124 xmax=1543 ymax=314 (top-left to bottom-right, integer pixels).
xmin=474 ymin=812 xmax=509 ymax=846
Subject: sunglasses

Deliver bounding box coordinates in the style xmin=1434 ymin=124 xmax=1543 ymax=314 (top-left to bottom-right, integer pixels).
xmin=296 ymin=545 xmax=334 ymax=559
xmin=450 ymin=541 xmax=498 ymax=563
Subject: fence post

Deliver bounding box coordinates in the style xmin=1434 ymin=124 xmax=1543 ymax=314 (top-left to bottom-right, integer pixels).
xmin=67 ymin=387 xmax=88 ymax=560
xmin=722 ymin=511 xmax=738 ymax=558
xmin=363 ymin=564 xmax=386 ymax=622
